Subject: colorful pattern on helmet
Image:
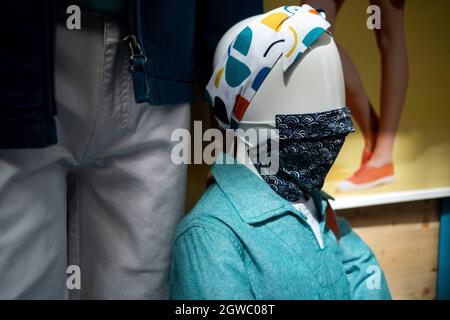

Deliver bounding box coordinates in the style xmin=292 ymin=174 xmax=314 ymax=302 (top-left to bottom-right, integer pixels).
xmin=205 ymin=5 xmax=331 ymax=129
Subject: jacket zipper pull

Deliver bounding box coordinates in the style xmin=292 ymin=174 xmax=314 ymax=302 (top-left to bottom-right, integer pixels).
xmin=124 ymin=35 xmax=148 ymax=103
xmin=124 ymin=35 xmax=146 ymax=70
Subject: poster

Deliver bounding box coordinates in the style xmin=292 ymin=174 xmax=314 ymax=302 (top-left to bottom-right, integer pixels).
xmin=262 ymin=0 xmax=450 ymax=209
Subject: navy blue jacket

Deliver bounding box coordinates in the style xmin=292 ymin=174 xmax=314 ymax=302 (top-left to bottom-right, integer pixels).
xmin=0 ymin=0 xmax=262 ymax=148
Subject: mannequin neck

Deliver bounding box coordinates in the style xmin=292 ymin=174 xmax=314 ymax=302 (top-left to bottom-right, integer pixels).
xmin=235 ymin=135 xmax=315 ymax=209
xmin=234 ymin=131 xmax=318 ymax=214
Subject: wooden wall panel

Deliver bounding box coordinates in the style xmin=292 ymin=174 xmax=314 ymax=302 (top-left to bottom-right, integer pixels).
xmin=338 ymin=199 xmax=440 ymax=300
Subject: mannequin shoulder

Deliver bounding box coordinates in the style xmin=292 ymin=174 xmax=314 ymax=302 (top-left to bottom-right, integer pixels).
xmin=175 ymin=183 xmax=243 ymax=239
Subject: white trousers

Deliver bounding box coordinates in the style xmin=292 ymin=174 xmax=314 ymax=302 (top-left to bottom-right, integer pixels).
xmin=0 ymin=11 xmax=189 ymax=299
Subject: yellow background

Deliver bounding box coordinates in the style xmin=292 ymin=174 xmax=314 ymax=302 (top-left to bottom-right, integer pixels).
xmin=265 ymin=0 xmax=450 ymax=198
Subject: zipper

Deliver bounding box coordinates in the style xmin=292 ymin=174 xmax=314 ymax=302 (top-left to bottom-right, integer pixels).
xmin=123 ymin=35 xmax=146 ymax=71
xmin=124 ymin=0 xmax=148 ymax=103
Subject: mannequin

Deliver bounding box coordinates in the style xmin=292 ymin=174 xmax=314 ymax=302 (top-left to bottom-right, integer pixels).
xmin=171 ymin=7 xmax=391 ymax=300
xmin=213 ymin=15 xmax=346 ymax=249
xmin=214 ymin=14 xmax=345 ymax=175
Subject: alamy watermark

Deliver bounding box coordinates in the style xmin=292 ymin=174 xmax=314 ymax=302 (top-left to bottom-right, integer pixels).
xmin=366 ymin=265 xmax=382 ymax=290
xmin=367 ymin=5 xmax=381 ymax=30
xmin=66 ymin=5 xmax=81 ymax=30
xmin=171 ymin=121 xmax=279 ymax=175
xmin=63 ymin=4 xmax=382 ymax=31
xmin=66 ymin=265 xmax=81 ymax=290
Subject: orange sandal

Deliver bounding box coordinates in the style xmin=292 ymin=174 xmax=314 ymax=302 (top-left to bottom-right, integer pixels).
xmin=337 ymin=162 xmax=395 ymax=192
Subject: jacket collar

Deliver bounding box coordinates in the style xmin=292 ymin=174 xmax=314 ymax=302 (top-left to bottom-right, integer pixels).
xmin=211 ymin=153 xmax=328 ymax=225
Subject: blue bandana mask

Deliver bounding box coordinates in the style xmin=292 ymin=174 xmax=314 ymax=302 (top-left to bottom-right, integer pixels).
xmin=253 ymin=107 xmax=355 ymax=202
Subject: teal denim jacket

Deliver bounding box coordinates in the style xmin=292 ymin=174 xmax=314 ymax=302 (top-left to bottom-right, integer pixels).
xmin=170 ymin=156 xmax=391 ymax=300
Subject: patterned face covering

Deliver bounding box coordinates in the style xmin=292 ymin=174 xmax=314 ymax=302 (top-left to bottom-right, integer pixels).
xmin=253 ymin=107 xmax=355 ymax=202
